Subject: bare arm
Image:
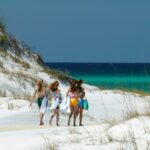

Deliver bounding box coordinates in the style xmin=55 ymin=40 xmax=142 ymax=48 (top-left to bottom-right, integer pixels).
xmin=43 ymin=87 xmax=46 ymax=97
xmin=57 ymin=89 xmax=60 ymax=96
xmin=49 ymin=90 xmax=53 ymax=101
xmin=30 ymin=89 xmax=37 ymax=106
xmin=66 ymin=88 xmax=70 ymax=97
xmin=82 ymin=88 xmax=85 ymax=98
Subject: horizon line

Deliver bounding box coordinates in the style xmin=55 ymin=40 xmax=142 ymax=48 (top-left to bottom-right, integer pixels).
xmin=44 ymin=62 xmax=150 ymax=64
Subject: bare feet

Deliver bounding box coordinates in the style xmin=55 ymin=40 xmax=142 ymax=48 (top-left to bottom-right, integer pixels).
xmin=40 ymin=122 xmax=44 ymax=126
xmin=79 ymin=124 xmax=84 ymax=126
xmin=49 ymin=119 xmax=52 ymax=126
xmin=68 ymin=121 xmax=70 ymax=126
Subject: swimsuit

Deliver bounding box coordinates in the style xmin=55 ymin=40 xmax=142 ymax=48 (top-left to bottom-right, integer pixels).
xmin=69 ymin=92 xmax=78 ymax=107
xmin=70 ymin=98 xmax=78 ymax=106
xmin=51 ymin=91 xmax=60 ymax=109
xmin=78 ymin=89 xmax=85 ymax=108
xmin=78 ymin=99 xmax=84 ymax=108
xmin=37 ymin=97 xmax=44 ymax=108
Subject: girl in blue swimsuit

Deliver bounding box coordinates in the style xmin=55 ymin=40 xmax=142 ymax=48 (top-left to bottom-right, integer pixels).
xmin=77 ymin=79 xmax=85 ymax=126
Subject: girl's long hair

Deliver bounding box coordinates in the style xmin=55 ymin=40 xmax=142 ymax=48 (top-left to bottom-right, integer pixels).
xmin=37 ymin=82 xmax=43 ymax=92
xmin=70 ymin=80 xmax=78 ymax=92
xmin=77 ymin=79 xmax=83 ymax=92
xmin=49 ymin=81 xmax=59 ymax=91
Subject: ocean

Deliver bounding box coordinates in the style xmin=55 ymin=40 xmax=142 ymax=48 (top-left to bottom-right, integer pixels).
xmin=45 ymin=63 xmax=150 ymax=93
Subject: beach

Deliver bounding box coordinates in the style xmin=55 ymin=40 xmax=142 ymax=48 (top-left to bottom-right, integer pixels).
xmin=0 ymin=87 xmax=150 ymax=150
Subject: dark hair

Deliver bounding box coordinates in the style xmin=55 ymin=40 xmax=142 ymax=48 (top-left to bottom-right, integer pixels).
xmin=70 ymin=80 xmax=78 ymax=92
xmin=70 ymin=79 xmax=77 ymax=85
xmin=78 ymin=79 xmax=83 ymax=84
xmin=76 ymin=79 xmax=83 ymax=92
xmin=49 ymin=81 xmax=59 ymax=91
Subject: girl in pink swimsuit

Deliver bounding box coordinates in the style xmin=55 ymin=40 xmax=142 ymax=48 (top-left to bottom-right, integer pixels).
xmin=67 ymin=80 xmax=78 ymax=126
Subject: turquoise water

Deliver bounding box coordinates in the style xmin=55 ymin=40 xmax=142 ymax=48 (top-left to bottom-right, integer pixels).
xmin=74 ymin=74 xmax=150 ymax=92
xmin=46 ymin=63 xmax=150 ymax=93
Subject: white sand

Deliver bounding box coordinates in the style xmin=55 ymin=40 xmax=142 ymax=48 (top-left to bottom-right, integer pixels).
xmin=0 ymin=89 xmax=150 ymax=150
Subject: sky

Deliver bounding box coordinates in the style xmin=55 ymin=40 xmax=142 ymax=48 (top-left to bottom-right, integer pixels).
xmin=0 ymin=0 xmax=150 ymax=62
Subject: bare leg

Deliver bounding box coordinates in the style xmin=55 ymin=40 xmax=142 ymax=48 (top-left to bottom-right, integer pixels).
xmin=73 ymin=106 xmax=78 ymax=126
xmin=50 ymin=110 xmax=56 ymax=125
xmin=79 ymin=108 xmax=83 ymax=126
xmin=39 ymin=108 xmax=44 ymax=126
xmin=40 ymin=113 xmax=44 ymax=125
xmin=76 ymin=107 xmax=79 ymax=118
xmin=56 ymin=109 xmax=60 ymax=126
xmin=68 ymin=106 xmax=73 ymax=126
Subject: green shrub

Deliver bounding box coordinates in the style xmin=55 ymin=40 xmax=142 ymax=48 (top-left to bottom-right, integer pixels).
xmin=0 ymin=47 xmax=7 ymax=57
xmin=0 ymin=35 xmax=8 ymax=49
xmin=21 ymin=61 xmax=30 ymax=69
xmin=9 ymin=55 xmax=30 ymax=68
xmin=12 ymin=38 xmax=19 ymax=49
xmin=34 ymin=53 xmax=44 ymax=64
xmin=43 ymin=67 xmax=71 ymax=82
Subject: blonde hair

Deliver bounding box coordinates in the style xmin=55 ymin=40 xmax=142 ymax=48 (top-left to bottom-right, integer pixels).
xmin=36 ymin=80 xmax=43 ymax=92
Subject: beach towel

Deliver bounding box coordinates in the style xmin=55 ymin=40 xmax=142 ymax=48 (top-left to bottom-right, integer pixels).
xmin=50 ymin=96 xmax=60 ymax=110
xmin=40 ymin=97 xmax=48 ymax=113
xmin=60 ymin=96 xmax=70 ymax=111
xmin=84 ymin=98 xmax=89 ymax=110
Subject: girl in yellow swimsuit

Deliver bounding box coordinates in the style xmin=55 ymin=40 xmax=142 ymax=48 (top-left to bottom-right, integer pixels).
xmin=67 ymin=80 xmax=78 ymax=126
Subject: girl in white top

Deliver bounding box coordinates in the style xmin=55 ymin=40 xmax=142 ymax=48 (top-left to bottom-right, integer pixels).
xmin=49 ymin=81 xmax=61 ymax=126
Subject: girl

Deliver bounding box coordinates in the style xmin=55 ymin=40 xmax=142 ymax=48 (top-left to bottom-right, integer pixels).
xmin=67 ymin=80 xmax=78 ymax=126
xmin=77 ymin=79 xmax=85 ymax=126
xmin=49 ymin=81 xmax=61 ymax=126
xmin=30 ymin=79 xmax=45 ymax=126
